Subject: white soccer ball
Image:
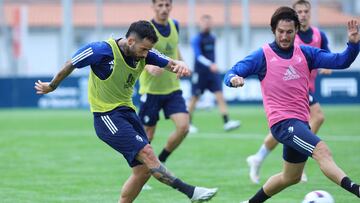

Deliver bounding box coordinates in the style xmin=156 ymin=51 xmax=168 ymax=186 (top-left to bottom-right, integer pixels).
xmin=302 ymin=190 xmax=335 ymax=203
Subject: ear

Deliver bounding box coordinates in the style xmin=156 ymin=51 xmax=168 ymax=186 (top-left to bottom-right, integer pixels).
xmin=127 ymin=36 xmax=135 ymax=46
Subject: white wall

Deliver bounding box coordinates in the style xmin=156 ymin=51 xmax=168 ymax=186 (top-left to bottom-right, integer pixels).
xmin=25 ymin=30 xmax=60 ymax=76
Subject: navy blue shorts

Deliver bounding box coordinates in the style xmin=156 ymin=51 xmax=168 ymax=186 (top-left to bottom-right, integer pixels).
xmin=191 ymin=72 xmax=222 ymax=96
xmin=93 ymin=106 xmax=149 ymax=167
xmin=138 ymin=90 xmax=188 ymax=126
xmin=271 ymin=118 xmax=321 ymax=163
xmin=309 ymin=91 xmax=319 ymax=106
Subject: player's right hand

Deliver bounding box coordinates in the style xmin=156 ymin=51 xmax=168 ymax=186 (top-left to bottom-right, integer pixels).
xmin=34 ymin=80 xmax=54 ymax=94
xmin=230 ymin=76 xmax=245 ymax=87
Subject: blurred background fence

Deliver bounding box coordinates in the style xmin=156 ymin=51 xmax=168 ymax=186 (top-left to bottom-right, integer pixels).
xmin=1 ymin=0 xmax=360 ymax=108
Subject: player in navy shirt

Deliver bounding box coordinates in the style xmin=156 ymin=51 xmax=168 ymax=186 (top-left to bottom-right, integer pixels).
xmin=71 ymin=40 xmax=169 ymax=77
xmin=35 ymin=20 xmax=217 ymax=203
xmin=187 ymin=14 xmax=240 ymax=133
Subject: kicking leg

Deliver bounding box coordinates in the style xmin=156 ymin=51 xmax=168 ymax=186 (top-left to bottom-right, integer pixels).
xmin=137 ymin=144 xmax=218 ymax=201
xmin=247 ymin=160 xmax=305 ymax=202
xmin=119 ymin=164 xmax=151 ymax=203
xmin=312 ymin=141 xmax=360 ymax=198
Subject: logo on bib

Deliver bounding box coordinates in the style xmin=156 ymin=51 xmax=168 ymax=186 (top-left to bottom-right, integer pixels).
xmin=283 ymin=65 xmax=300 ymax=81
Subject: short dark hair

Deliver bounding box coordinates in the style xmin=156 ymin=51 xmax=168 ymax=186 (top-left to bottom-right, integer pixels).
xmin=292 ymin=0 xmax=311 ymax=9
xmin=152 ymin=0 xmax=172 ymax=3
xmin=126 ymin=20 xmax=158 ymax=44
xmin=270 ymin=6 xmax=300 ymax=33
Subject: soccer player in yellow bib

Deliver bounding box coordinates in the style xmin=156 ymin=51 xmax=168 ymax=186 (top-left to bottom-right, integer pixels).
xmin=35 ymin=20 xmax=217 ymax=203
xmin=138 ymin=0 xmax=189 ymax=164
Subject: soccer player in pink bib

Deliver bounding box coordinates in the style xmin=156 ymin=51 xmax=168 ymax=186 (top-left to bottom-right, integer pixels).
xmin=224 ymin=6 xmax=360 ymax=202
xmin=246 ymin=0 xmax=333 ymax=185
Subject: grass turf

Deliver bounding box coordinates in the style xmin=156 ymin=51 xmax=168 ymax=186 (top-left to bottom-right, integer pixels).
xmin=0 ymin=105 xmax=359 ymax=203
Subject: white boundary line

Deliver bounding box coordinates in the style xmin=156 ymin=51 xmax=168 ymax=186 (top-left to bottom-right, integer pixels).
xmin=2 ymin=130 xmax=360 ymax=142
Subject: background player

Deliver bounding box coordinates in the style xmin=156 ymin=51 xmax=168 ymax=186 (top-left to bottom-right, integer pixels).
xmin=35 ymin=20 xmax=217 ymax=203
xmin=138 ymin=0 xmax=189 ymax=164
xmin=224 ymin=7 xmax=360 ymax=202
xmin=188 ymin=14 xmax=241 ymax=133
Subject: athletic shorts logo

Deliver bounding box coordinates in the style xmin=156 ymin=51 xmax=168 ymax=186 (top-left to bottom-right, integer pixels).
xmin=135 ymin=135 xmax=143 ymax=142
xmin=309 ymin=94 xmax=314 ymax=103
xmin=144 ymin=115 xmax=150 ymax=124
xmin=288 ymin=126 xmax=294 ymax=133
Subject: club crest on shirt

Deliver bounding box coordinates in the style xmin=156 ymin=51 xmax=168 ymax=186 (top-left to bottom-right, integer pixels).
xmin=135 ymin=135 xmax=143 ymax=142
xmin=295 ymin=55 xmax=302 ymax=63
xmin=109 ymin=60 xmax=114 ymax=70
xmin=124 ymin=73 xmax=135 ymax=89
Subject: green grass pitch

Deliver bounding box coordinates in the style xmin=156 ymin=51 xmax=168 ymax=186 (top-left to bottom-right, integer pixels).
xmin=0 ymin=105 xmax=359 ymax=203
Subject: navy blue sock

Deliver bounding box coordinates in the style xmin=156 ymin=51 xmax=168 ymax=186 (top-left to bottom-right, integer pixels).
xmin=341 ymin=177 xmax=360 ymax=198
xmin=158 ymin=149 xmax=171 ymax=163
xmin=223 ymin=114 xmax=229 ymax=123
xmin=249 ymin=188 xmax=271 ymax=203
xmin=171 ymin=178 xmax=195 ymax=198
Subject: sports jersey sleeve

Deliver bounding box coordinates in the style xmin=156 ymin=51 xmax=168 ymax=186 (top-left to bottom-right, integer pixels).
xmin=224 ymin=48 xmax=266 ymax=87
xmin=191 ymin=35 xmax=212 ymax=67
xmin=173 ymin=19 xmax=180 ymax=34
xmin=71 ymin=41 xmax=110 ymax=69
xmin=302 ymin=42 xmax=359 ymax=70
xmin=320 ymin=31 xmax=330 ymax=52
xmin=145 ymin=49 xmax=170 ymax=68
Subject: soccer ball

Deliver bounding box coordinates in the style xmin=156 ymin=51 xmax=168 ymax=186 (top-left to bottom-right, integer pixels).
xmin=302 ymin=190 xmax=334 ymax=203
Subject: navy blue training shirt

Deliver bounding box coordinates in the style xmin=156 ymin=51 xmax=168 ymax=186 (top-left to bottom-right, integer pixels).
xmin=224 ymin=41 xmax=360 ymax=86
xmin=192 ymin=32 xmax=216 ymax=72
xmin=71 ymin=39 xmax=169 ymax=80
xmin=151 ymin=19 xmax=179 ymax=37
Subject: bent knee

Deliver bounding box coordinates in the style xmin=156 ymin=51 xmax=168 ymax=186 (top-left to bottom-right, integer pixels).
xmin=176 ymin=123 xmax=189 ymax=135
xmin=138 ymin=144 xmax=158 ymax=162
xmin=282 ymin=174 xmax=302 ymax=185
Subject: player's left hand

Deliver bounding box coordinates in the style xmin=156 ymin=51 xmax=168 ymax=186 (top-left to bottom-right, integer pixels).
xmin=170 ymin=60 xmax=191 ymax=78
xmin=319 ymin=68 xmax=332 ymax=75
xmin=145 ymin=65 xmax=164 ymax=76
xmin=348 ymin=20 xmax=359 ymax=44
xmin=34 ymin=80 xmax=55 ymax=94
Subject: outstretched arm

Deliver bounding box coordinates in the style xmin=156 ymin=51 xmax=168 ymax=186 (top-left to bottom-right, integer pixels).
xmin=146 ymin=49 xmax=191 ymax=78
xmin=164 ymin=60 xmax=191 ymax=78
xmin=306 ymin=20 xmax=360 ymax=70
xmin=34 ymin=61 xmax=75 ymax=94
xmin=224 ymin=48 xmax=266 ymax=87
